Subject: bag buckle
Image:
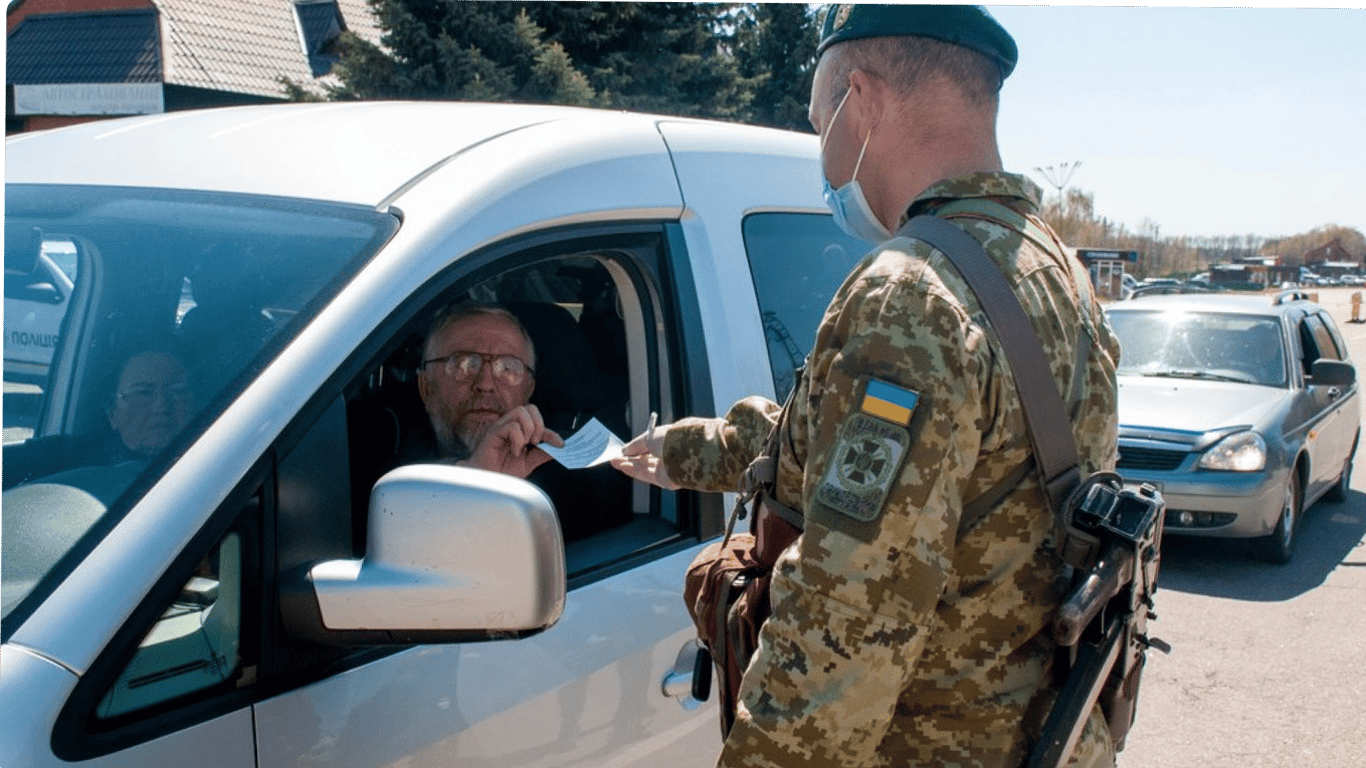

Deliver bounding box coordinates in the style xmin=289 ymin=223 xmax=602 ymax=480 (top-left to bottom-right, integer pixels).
xmin=724 ymin=455 xmax=777 ymax=545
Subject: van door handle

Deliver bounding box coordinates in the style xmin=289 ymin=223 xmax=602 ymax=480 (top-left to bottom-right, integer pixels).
xmin=662 ymin=639 xmax=708 ymax=710
xmin=661 ymin=668 xmax=692 ymax=698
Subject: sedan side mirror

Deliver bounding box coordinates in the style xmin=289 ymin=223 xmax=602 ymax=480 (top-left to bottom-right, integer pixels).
xmin=1311 ymin=359 xmax=1356 ymax=389
xmin=283 ymin=464 xmax=565 ymax=646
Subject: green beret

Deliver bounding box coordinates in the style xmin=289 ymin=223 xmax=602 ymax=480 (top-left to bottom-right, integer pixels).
xmin=817 ymin=4 xmax=1018 ymax=79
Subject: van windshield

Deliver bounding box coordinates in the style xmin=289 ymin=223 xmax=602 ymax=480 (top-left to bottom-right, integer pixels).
xmin=2 ymin=184 xmax=398 ymax=622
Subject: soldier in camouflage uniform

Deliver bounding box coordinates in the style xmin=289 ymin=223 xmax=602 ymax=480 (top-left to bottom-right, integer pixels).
xmin=614 ymin=5 xmax=1120 ymax=767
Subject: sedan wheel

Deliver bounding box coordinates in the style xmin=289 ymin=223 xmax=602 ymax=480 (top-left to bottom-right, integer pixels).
xmin=1258 ymin=474 xmax=1300 ymax=564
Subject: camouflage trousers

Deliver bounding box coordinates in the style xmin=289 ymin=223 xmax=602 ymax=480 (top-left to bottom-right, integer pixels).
xmin=1065 ymin=706 xmax=1117 ymax=768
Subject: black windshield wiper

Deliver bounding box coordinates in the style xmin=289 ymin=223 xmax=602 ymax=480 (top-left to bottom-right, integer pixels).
xmin=1136 ymin=369 xmax=1246 ymax=383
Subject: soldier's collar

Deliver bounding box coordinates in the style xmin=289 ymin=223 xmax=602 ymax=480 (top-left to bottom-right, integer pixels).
xmin=904 ymin=172 xmax=1042 ymax=221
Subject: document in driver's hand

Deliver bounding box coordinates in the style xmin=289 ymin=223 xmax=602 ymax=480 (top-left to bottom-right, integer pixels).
xmin=539 ymin=418 xmax=624 ymax=469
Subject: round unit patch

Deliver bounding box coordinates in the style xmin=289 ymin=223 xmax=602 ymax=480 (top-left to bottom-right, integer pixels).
xmin=816 ymin=412 xmax=910 ymax=522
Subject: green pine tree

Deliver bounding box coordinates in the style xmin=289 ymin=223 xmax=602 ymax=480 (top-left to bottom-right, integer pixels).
xmin=321 ymin=1 xmax=755 ymax=121
xmin=734 ymin=3 xmax=818 ymax=132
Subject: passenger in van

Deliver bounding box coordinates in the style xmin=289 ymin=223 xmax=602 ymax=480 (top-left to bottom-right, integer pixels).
xmin=407 ymin=301 xmax=631 ymax=541
xmin=177 ymin=242 xmax=278 ymax=375
xmin=3 ymin=344 xmax=194 ymax=492
xmin=107 ymin=349 xmax=194 ymax=458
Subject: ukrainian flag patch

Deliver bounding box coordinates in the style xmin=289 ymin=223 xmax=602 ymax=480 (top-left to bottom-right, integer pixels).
xmin=860 ymin=379 xmax=919 ymax=426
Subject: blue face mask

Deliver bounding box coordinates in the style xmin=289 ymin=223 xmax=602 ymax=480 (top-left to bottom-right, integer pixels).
xmin=820 ymin=88 xmax=893 ymax=244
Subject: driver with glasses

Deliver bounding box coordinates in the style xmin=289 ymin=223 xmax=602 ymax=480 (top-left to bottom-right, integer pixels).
xmin=416 ymin=302 xmax=564 ymax=478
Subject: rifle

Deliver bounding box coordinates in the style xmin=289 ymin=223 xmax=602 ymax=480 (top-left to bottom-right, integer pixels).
xmin=1028 ymin=475 xmax=1170 ymax=768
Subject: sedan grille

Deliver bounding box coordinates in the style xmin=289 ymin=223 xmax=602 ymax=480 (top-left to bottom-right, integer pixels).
xmin=1117 ymin=445 xmax=1187 ymax=472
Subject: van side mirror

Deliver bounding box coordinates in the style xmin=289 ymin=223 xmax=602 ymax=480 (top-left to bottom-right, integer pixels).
xmin=282 ymin=464 xmax=565 ymax=646
xmin=1311 ymin=359 xmax=1356 ymax=389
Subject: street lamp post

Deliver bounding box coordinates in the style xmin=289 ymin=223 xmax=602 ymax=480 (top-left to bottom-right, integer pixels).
xmin=1033 ymin=161 xmax=1083 ymax=211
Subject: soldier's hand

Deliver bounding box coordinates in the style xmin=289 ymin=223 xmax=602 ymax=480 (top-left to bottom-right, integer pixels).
xmin=612 ymin=423 xmax=679 ymax=490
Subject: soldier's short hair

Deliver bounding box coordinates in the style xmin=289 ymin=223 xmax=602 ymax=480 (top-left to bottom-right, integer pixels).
xmin=824 ymin=35 xmax=1004 ymax=109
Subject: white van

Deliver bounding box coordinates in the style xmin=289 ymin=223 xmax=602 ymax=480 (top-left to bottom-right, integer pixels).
xmin=2 ymin=103 xmax=869 ymax=767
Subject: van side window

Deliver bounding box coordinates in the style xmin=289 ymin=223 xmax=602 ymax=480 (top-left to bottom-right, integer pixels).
xmin=741 ymin=213 xmax=865 ymax=399
xmin=344 ymin=245 xmax=684 ymax=581
xmin=93 ymin=506 xmax=256 ymax=722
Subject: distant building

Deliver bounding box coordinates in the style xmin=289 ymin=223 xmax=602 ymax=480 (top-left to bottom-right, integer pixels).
xmin=1266 ymin=263 xmax=1299 ymax=286
xmin=1210 ymin=262 xmax=1269 ymax=288
xmin=1304 ymin=238 xmax=1361 ymax=271
xmin=1074 ymin=248 xmax=1138 ymax=300
xmin=6 ymin=0 xmax=382 ymax=134
xmin=1316 ymin=262 xmax=1360 ymax=279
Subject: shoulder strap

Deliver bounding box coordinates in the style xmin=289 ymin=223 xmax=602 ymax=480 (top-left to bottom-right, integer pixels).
xmin=726 ymin=378 xmax=805 ymax=543
xmin=936 ymin=198 xmax=1101 ymax=360
xmin=897 ymin=214 xmax=1082 ymax=514
xmin=935 ymin=200 xmax=1096 ymax=421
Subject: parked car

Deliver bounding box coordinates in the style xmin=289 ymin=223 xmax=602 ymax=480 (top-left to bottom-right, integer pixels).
xmin=1 ymin=102 xmax=873 ymax=767
xmin=1138 ymin=277 xmax=1181 ymax=289
xmin=4 ymin=236 xmax=76 ymax=382
xmin=1125 ymin=283 xmax=1222 ymax=299
xmin=1106 ymin=291 xmax=1359 ymax=563
xmin=1120 ymin=273 xmax=1139 ymax=300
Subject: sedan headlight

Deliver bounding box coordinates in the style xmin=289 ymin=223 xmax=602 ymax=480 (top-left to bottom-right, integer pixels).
xmin=1197 ymin=431 xmax=1267 ymax=471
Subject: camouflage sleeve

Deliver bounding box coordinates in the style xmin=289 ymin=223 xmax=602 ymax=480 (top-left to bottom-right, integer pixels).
xmin=661 ymin=395 xmax=783 ymax=492
xmin=718 ymin=259 xmax=993 ymax=767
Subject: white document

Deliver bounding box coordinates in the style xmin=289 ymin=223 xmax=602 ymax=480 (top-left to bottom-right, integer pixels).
xmin=540 ymin=418 xmax=624 ymax=469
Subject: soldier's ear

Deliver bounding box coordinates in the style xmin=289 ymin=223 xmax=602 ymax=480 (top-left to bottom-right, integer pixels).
xmin=846 ymin=67 xmax=886 ymax=135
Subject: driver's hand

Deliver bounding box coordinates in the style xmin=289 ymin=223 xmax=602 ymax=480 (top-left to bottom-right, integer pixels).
xmin=463 ymin=405 xmax=563 ymax=479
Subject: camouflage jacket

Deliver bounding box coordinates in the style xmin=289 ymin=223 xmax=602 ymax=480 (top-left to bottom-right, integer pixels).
xmin=663 ymin=172 xmax=1121 ymax=767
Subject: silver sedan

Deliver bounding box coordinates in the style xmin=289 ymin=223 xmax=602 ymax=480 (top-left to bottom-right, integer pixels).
xmin=1107 ymin=291 xmax=1359 ymax=563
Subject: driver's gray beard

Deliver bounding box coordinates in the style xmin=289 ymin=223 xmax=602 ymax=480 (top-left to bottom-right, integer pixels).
xmin=430 ymin=414 xmax=471 ymax=460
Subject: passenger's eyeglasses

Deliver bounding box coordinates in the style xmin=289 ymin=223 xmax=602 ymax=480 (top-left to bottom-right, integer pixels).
xmin=424 ymin=351 xmax=534 ymax=386
xmin=117 ymin=383 xmax=192 ymax=408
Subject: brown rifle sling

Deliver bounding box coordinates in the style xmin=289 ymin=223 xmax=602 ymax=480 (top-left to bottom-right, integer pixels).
xmin=897 ymin=212 xmax=1086 ymax=518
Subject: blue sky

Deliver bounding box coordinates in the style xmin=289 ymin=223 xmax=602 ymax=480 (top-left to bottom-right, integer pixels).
xmin=986 ymin=4 xmax=1365 ymax=240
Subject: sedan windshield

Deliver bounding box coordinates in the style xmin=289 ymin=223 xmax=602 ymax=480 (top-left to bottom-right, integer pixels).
xmin=1108 ymin=309 xmax=1288 ymax=388
xmin=2 ymin=185 xmax=397 ymax=622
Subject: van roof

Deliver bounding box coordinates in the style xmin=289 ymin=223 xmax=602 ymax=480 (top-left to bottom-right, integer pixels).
xmin=4 ymin=102 xmax=777 ymax=207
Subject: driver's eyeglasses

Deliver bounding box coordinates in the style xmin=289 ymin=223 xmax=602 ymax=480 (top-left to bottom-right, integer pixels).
xmin=117 ymin=383 xmax=192 ymax=408
xmin=424 ymin=351 xmax=534 ymax=386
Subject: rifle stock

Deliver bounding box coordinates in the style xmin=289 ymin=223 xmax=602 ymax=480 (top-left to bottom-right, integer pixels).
xmin=1028 ymin=611 xmax=1127 ymax=768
